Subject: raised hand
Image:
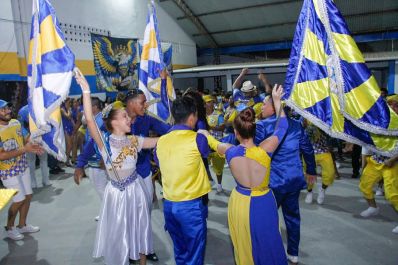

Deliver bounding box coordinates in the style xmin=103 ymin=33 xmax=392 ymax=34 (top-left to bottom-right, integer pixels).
xmin=272 ymin=84 xmax=284 ymax=102
xmin=241 ymin=68 xmax=249 ymax=76
xmin=74 ymin=68 xmax=90 ymax=93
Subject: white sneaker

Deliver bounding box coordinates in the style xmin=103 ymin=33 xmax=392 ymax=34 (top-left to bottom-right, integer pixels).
xmin=6 ymin=227 xmax=24 ymax=240
xmin=216 ymin=184 xmax=223 ymax=193
xmin=360 ymin=207 xmax=379 ymax=218
xmin=287 ymin=254 xmax=298 ymax=264
xmin=317 ymin=187 xmax=325 ymax=205
xmin=42 ymin=181 xmax=52 ymax=187
xmin=95 ymin=216 xmax=99 ymax=221
xmin=305 ymin=192 xmax=313 ymax=204
xmin=336 ymin=161 xmax=341 ymax=168
xmin=17 ymin=224 xmax=40 ymax=234
xmin=375 ymin=187 xmax=384 ymax=196
xmin=392 ymin=225 xmax=398 ymax=234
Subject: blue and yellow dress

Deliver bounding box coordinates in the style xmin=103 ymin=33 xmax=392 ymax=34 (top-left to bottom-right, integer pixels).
xmin=226 ymin=145 xmax=287 ymax=265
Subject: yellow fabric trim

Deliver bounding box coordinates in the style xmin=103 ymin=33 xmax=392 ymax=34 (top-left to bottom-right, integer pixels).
xmin=370 ymin=133 xmax=398 ymax=152
xmin=28 ymin=15 xmax=65 ymax=65
xmin=39 ymin=15 xmax=65 ymax=55
xmin=141 ymin=30 xmax=158 ymax=61
xmin=29 ymin=115 xmax=38 ymax=134
xmin=333 ymin=33 xmax=364 ymax=63
xmin=49 ymin=108 xmax=62 ymax=124
xmin=388 ymin=108 xmax=398 ymax=130
xmin=344 ymin=76 xmax=379 ymax=119
xmin=330 ymin=93 xmax=344 ymax=132
xmin=207 ymin=135 xmax=221 ymax=153
xmin=290 ymin=78 xmax=329 ymax=109
xmin=228 ymin=189 xmax=254 ymax=265
xmin=28 ymin=35 xmax=42 ymax=65
xmin=303 ymin=29 xmax=326 ymax=66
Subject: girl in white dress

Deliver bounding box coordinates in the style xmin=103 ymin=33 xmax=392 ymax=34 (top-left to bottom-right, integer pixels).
xmin=75 ymin=69 xmax=158 ymax=265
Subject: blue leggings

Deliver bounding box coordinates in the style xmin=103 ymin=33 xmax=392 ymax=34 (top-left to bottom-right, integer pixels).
xmin=163 ymin=198 xmax=207 ymax=265
xmin=272 ymin=189 xmax=301 ymax=257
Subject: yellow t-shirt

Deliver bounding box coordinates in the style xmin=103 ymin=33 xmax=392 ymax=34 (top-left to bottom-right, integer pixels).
xmin=0 ymin=119 xmax=28 ymax=180
xmin=156 ymin=128 xmax=211 ymax=201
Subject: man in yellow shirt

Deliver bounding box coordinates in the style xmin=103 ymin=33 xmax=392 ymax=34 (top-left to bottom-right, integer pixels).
xmin=154 ymin=96 xmax=211 ymax=265
xmin=204 ymin=95 xmax=226 ymax=192
xmin=0 ymin=100 xmax=43 ymax=240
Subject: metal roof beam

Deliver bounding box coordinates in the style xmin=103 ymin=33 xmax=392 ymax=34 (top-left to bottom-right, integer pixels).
xmin=171 ymin=0 xmax=218 ymax=48
xmin=197 ymin=31 xmax=398 ymax=56
xmin=192 ymin=8 xmax=398 ymax=37
xmin=177 ymin=0 xmax=300 ymax=20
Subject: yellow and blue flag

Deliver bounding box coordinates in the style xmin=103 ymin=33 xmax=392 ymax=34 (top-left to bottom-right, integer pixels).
xmin=139 ymin=1 xmax=174 ymax=123
xmin=28 ymin=0 xmax=75 ymax=161
xmin=284 ymin=0 xmax=398 ymax=156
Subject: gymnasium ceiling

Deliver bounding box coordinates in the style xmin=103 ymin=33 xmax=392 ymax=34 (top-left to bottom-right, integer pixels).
xmin=159 ymin=0 xmax=398 ymax=49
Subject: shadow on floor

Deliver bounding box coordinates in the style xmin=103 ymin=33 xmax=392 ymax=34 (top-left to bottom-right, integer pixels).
xmin=0 ymin=235 xmax=50 ymax=265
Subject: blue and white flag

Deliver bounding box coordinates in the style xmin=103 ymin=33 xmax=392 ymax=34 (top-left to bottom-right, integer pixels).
xmin=139 ymin=1 xmax=174 ymax=123
xmin=28 ymin=0 xmax=75 ymax=161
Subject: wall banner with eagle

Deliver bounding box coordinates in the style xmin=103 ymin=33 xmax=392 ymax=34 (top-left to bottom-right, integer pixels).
xmin=91 ymin=33 xmax=139 ymax=92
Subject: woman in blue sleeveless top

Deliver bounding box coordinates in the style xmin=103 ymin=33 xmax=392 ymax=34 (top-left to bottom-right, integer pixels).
xmin=200 ymin=84 xmax=288 ymax=265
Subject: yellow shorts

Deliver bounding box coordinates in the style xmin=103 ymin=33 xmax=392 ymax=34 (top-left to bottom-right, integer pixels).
xmin=359 ymin=157 xmax=398 ymax=211
xmin=208 ymin=152 xmax=225 ymax=176
xmin=307 ymin=152 xmax=335 ymax=190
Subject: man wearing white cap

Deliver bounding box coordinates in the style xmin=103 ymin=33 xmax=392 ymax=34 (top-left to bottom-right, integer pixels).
xmin=0 ymin=99 xmax=42 ymax=240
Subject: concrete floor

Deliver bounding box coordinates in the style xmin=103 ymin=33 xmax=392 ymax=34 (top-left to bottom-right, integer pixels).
xmin=0 ymin=160 xmax=397 ymax=265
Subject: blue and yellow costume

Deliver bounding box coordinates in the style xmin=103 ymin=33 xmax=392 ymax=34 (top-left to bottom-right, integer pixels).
xmin=0 ymin=119 xmax=28 ymax=181
xmin=226 ymin=145 xmax=287 ymax=265
xmin=305 ymin=124 xmax=335 ymax=190
xmin=233 ymin=88 xmax=263 ymax=117
xmin=154 ymin=124 xmax=211 ymax=265
xmin=207 ymin=110 xmax=226 ymax=177
xmin=254 ymin=115 xmax=316 ymax=258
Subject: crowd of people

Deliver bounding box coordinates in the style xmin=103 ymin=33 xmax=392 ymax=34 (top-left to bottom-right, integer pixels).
xmin=0 ymin=67 xmax=397 ymax=265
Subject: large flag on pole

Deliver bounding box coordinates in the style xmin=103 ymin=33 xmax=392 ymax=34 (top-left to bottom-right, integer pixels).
xmin=139 ymin=1 xmax=174 ymax=123
xmin=283 ymin=0 xmax=398 ymax=157
xmin=28 ymin=0 xmax=75 ymax=161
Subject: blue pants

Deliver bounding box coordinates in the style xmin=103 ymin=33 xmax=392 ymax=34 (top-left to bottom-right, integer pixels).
xmin=272 ymin=189 xmax=301 ymax=257
xmin=163 ymin=198 xmax=207 ymax=265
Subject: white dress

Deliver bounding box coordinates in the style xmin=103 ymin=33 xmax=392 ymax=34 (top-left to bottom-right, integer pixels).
xmin=93 ymin=134 xmax=152 ymax=265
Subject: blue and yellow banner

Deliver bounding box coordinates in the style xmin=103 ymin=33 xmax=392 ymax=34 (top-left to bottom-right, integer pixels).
xmin=91 ymin=34 xmax=138 ymax=92
xmin=138 ymin=1 xmax=174 ymax=123
xmin=28 ymin=0 xmax=75 ymax=161
xmin=284 ymin=0 xmax=398 ymax=157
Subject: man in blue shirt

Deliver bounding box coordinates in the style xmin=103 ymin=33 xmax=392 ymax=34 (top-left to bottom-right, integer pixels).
xmin=254 ymin=95 xmax=316 ymax=265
